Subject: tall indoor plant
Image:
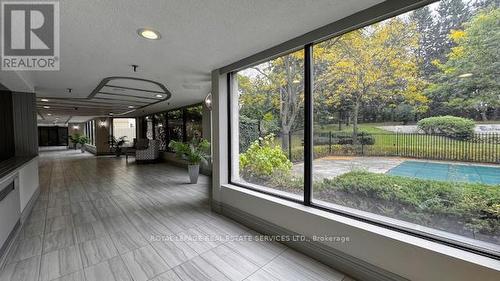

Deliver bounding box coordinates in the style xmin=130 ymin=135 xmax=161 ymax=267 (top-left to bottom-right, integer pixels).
xmin=109 ymin=136 xmax=127 ymax=157
xmin=75 ymin=135 xmax=89 ymax=153
xmin=169 ymin=138 xmax=210 ymax=184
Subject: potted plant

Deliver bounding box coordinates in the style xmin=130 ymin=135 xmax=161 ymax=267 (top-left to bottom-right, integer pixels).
xmin=169 ymin=138 xmax=210 ymax=184
xmin=109 ymin=136 xmax=127 ymax=157
xmin=69 ymin=133 xmax=81 ymax=150
xmin=76 ymin=135 xmax=89 ymax=153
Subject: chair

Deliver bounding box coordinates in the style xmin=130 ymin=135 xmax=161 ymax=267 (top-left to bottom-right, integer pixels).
xmin=135 ymin=139 xmax=160 ymax=163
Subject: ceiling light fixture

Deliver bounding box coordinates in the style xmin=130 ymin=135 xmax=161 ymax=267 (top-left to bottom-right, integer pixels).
xmin=41 ymin=98 xmax=49 ymax=102
xmin=67 ymin=88 xmax=72 ymax=93
xmin=128 ymin=105 xmax=135 ymax=109
xmin=137 ymin=28 xmax=161 ymax=40
xmin=458 ymin=73 xmax=473 ymax=78
xmin=155 ymin=94 xmax=163 ymax=98
xmin=47 ymin=113 xmax=52 ymax=116
xmin=43 ymin=106 xmax=50 ymax=109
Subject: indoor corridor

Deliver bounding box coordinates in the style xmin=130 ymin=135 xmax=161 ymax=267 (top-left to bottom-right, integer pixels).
xmin=0 ymin=150 xmax=350 ymax=281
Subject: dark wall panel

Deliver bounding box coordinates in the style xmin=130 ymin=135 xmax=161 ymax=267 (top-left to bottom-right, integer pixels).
xmin=0 ymin=91 xmax=15 ymax=161
xmin=12 ymin=92 xmax=38 ymax=157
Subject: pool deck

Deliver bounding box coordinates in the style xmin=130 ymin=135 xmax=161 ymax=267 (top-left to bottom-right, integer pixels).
xmin=293 ymin=156 xmax=500 ymax=182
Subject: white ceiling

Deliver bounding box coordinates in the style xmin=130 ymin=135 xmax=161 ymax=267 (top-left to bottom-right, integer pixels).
xmin=0 ymin=0 xmax=382 ymax=125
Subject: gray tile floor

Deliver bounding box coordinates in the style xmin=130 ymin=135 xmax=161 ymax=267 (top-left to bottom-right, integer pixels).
xmin=0 ymin=150 xmax=351 ymax=281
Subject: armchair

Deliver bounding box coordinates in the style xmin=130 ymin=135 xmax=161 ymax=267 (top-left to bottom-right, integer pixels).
xmin=135 ymin=139 xmax=160 ymax=163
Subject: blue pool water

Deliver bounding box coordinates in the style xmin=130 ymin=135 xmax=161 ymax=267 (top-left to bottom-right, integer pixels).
xmin=387 ymin=161 xmax=500 ymax=185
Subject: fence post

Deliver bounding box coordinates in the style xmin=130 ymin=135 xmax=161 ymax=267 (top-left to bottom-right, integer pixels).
xmin=329 ymin=131 xmax=332 ymax=154
xmin=396 ymin=132 xmax=399 ymax=156
xmin=361 ymin=132 xmax=364 ymax=155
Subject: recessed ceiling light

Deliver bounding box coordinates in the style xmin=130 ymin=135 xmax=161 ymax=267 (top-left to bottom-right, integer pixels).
xmin=458 ymin=73 xmax=473 ymax=78
xmin=128 ymin=105 xmax=136 ymax=109
xmin=155 ymin=94 xmax=163 ymax=98
xmin=138 ymin=28 xmax=161 ymax=40
xmin=47 ymin=113 xmax=52 ymax=116
xmin=43 ymin=106 xmax=50 ymax=109
xmin=109 ymin=112 xmax=114 ymax=116
xmin=41 ymin=98 xmax=49 ymax=102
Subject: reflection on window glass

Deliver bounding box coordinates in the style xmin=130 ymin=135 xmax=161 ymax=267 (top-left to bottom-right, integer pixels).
xmin=167 ymin=109 xmax=184 ymax=146
xmin=154 ymin=113 xmax=167 ymax=150
xmin=186 ymin=105 xmax=203 ymax=140
xmin=312 ymin=0 xmax=500 ymax=250
xmin=113 ymin=118 xmax=136 ymax=147
xmin=146 ymin=116 xmax=154 ymax=140
xmin=232 ymin=49 xmax=305 ymax=199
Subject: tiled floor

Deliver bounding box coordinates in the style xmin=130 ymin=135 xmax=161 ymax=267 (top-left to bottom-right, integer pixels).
xmin=0 ymin=150 xmax=351 ymax=281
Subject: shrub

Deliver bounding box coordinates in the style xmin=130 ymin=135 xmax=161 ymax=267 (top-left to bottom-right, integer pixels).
xmin=417 ymin=116 xmax=475 ymax=139
xmin=240 ymin=134 xmax=292 ymax=181
xmin=318 ymin=171 xmax=500 ymax=234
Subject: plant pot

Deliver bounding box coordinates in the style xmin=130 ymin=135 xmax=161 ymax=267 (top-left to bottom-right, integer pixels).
xmin=188 ymin=164 xmax=200 ymax=184
xmin=115 ymin=148 xmax=122 ymax=157
xmin=80 ymin=146 xmax=85 ymax=153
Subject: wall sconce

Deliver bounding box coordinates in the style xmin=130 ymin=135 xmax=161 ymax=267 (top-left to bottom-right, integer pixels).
xmin=72 ymin=125 xmax=80 ymax=130
xmin=99 ymin=120 xmax=107 ymax=127
xmin=204 ymin=92 xmax=212 ymax=110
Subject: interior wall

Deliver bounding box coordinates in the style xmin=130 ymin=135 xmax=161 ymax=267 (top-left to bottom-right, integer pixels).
xmin=68 ymin=123 xmax=84 ymax=148
xmin=12 ymin=92 xmax=38 ymax=157
xmin=94 ymin=118 xmax=111 ymax=155
xmin=0 ymin=91 xmax=14 ymax=161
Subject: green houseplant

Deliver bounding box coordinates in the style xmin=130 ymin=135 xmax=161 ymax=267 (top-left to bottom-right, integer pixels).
xmin=168 ymin=138 xmax=210 ymax=184
xmin=108 ymin=136 xmax=127 ymax=157
xmin=74 ymin=134 xmax=89 ymax=153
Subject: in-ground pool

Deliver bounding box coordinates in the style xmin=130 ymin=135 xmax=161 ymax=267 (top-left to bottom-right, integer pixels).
xmin=387 ymin=161 xmax=500 ymax=185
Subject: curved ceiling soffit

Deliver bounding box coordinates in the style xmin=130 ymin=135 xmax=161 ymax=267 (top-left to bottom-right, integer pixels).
xmin=38 ymin=77 xmax=172 ymax=117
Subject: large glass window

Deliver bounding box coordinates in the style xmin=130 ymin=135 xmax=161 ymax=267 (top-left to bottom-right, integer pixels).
xmin=154 ymin=113 xmax=167 ymax=150
xmin=166 ymin=109 xmax=184 ymax=146
xmin=230 ymin=0 xmax=500 ymax=256
xmin=146 ymin=116 xmax=154 ymax=140
xmin=231 ymin=49 xmax=305 ymax=200
xmin=185 ymin=105 xmax=203 ymax=140
xmin=112 ymin=118 xmax=136 ymax=147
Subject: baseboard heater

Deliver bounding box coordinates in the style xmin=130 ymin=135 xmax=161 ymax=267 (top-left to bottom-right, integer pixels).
xmin=0 ymin=176 xmax=21 ymax=264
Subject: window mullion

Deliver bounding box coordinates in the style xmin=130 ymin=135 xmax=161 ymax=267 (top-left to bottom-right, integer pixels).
xmin=304 ymin=43 xmax=313 ymax=206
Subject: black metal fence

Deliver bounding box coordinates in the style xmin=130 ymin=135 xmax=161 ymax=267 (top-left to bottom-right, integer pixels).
xmin=306 ymin=131 xmax=500 ymax=164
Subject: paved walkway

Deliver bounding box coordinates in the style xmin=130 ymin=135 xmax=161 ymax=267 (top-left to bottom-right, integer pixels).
xmin=293 ymin=156 xmax=404 ymax=180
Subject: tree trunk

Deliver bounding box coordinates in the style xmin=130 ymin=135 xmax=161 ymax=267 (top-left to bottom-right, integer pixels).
xmin=281 ymin=128 xmax=290 ymax=153
xmin=352 ymin=101 xmax=360 ymax=145
xmin=480 ymin=111 xmax=488 ymax=122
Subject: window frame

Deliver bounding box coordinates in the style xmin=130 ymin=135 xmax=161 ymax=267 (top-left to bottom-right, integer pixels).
xmin=226 ymin=0 xmax=500 ymax=260
xmin=138 ymin=102 xmax=204 ymax=151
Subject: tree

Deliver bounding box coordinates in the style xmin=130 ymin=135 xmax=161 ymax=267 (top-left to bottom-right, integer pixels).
xmin=315 ymin=18 xmax=428 ymax=142
xmin=410 ymin=6 xmax=437 ymax=80
xmin=245 ymin=51 xmax=304 ymax=152
xmin=426 ymin=8 xmax=500 ymax=121
xmin=433 ymin=0 xmax=471 ymax=64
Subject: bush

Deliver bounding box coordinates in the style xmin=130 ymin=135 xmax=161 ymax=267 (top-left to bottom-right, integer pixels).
xmin=240 ymin=134 xmax=292 ymax=181
xmin=417 ymin=116 xmax=475 ymax=139
xmin=318 ymin=171 xmax=500 ymax=234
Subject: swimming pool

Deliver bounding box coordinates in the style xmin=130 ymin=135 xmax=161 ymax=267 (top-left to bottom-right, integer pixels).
xmin=387 ymin=161 xmax=500 ymax=185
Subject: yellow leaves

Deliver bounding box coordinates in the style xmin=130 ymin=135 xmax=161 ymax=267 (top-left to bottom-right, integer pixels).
xmin=449 ymin=29 xmax=466 ymax=42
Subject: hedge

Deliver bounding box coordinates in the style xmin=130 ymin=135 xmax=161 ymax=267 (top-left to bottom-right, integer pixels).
xmin=318 ymin=171 xmax=500 ymax=234
xmin=417 ymin=115 xmax=475 ymax=139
